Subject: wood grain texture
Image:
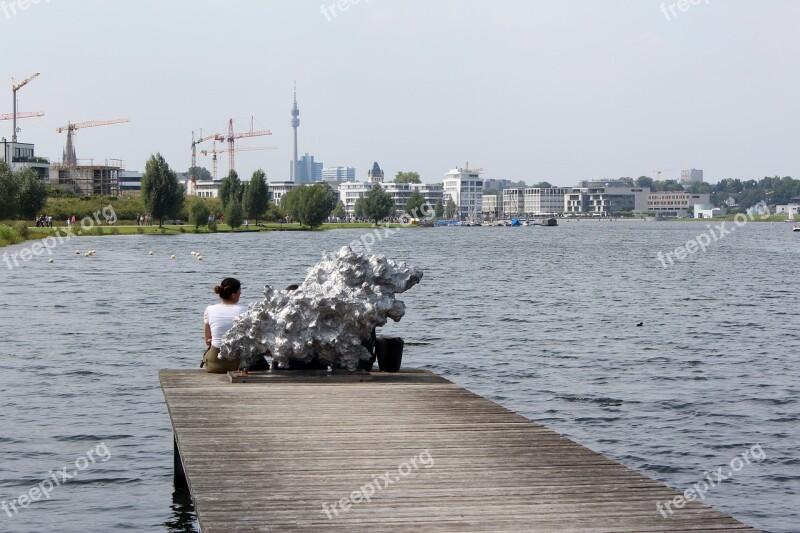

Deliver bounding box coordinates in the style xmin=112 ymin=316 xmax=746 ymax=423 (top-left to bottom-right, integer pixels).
xmin=159 ymin=369 xmax=760 ymax=533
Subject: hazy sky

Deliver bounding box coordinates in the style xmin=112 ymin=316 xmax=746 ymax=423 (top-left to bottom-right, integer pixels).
xmin=2 ymin=0 xmax=798 ymax=185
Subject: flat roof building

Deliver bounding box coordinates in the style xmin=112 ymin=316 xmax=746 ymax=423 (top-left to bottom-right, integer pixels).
xmin=443 ymin=167 xmax=483 ymax=222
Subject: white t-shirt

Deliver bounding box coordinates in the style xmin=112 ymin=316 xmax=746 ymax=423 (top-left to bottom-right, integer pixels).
xmin=204 ymin=303 xmax=247 ymax=348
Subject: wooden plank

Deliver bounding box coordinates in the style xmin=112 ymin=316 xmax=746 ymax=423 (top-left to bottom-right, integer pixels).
xmin=159 ymin=369 xmax=761 ymax=533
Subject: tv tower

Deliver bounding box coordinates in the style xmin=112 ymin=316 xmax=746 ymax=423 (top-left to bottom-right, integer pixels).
xmin=290 ymin=82 xmax=300 ymax=183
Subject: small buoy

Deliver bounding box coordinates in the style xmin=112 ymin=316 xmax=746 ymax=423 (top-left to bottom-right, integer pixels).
xmin=191 ymin=251 xmax=197 ymax=256
xmin=197 ymin=256 xmax=204 ymax=261
xmin=170 ymin=255 xmax=176 ymax=260
xmin=84 ymin=252 xmax=90 ymax=257
xmin=48 ymin=259 xmax=54 ymax=263
xmin=148 ymin=251 xmax=155 ymax=256
xmin=75 ymin=250 xmax=80 ymax=255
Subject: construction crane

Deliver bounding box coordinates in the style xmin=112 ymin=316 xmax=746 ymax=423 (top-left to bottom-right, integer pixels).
xmin=652 ymin=168 xmax=675 ymax=180
xmin=201 ymin=143 xmax=277 ymax=179
xmin=56 ymin=118 xmax=130 ymax=166
xmin=225 ymin=117 xmax=272 ymax=173
xmin=11 ymin=72 xmax=40 ymax=142
xmin=0 ymin=111 xmax=44 ymax=121
xmin=191 ymin=130 xmax=223 ymax=170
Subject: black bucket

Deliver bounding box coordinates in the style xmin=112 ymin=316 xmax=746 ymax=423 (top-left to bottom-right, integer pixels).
xmin=376 ymin=336 xmax=404 ymax=372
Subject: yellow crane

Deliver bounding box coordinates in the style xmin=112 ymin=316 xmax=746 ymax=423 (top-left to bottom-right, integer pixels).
xmin=11 ymin=72 xmax=40 ymax=142
xmin=0 ymin=111 xmax=44 ymax=121
xmin=201 ymin=143 xmax=277 ymax=179
xmin=191 ymin=130 xmax=223 ymax=170
xmin=652 ymin=168 xmax=674 ymax=181
xmin=56 ymin=118 xmax=129 ymax=166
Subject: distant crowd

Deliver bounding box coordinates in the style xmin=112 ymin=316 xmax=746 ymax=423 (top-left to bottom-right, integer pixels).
xmin=35 ymin=215 xmax=53 ymax=228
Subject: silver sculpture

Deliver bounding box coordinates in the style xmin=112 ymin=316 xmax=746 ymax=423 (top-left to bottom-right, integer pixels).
xmin=219 ymin=246 xmax=423 ymax=371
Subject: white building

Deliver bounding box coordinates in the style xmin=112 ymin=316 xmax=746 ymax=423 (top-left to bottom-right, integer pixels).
xmin=695 ymin=204 xmax=724 ymax=218
xmin=442 ymin=167 xmax=483 ymax=221
xmin=338 ymin=180 xmax=442 ymax=218
xmin=338 ymin=181 xmax=372 ymax=217
xmin=382 ymin=182 xmax=413 ymax=215
xmin=412 ymin=183 xmax=443 ymax=214
xmin=502 ymin=188 xmax=524 ymax=217
xmin=189 ymin=179 xmax=223 ymax=198
xmin=680 ymin=169 xmax=704 ymax=184
xmin=565 ymin=182 xmax=650 ymax=214
xmin=322 ymin=166 xmax=356 ymax=183
xmin=482 ymin=194 xmax=499 ymax=220
xmin=773 ymin=204 xmax=799 ymax=218
xmin=0 ymin=140 xmax=50 ymax=181
xmin=268 ymin=181 xmax=297 ymax=205
xmin=648 ymin=192 xmax=710 ymax=217
xmin=524 ymin=187 xmax=569 ymax=215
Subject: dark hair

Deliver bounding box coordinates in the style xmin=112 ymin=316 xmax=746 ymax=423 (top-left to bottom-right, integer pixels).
xmin=214 ymin=278 xmax=241 ymax=300
xmin=285 ymin=284 xmax=300 ymax=291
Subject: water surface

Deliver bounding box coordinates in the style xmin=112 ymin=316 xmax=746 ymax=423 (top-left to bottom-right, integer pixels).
xmin=0 ymin=221 xmax=797 ymax=532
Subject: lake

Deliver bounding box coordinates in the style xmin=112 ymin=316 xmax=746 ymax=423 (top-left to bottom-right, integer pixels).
xmin=0 ymin=220 xmax=797 ymax=532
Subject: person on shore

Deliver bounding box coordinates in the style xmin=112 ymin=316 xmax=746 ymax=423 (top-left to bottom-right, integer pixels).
xmin=202 ymin=278 xmax=268 ymax=373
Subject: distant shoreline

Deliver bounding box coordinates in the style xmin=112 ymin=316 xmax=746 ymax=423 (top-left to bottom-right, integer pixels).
xmin=0 ymin=222 xmax=412 ymax=249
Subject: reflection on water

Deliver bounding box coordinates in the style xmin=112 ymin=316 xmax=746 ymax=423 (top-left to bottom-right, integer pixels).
xmin=164 ymin=485 xmax=197 ymax=533
xmin=0 ymin=222 xmax=797 ymax=532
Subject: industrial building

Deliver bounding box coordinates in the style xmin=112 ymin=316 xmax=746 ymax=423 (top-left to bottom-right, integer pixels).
xmin=50 ymin=160 xmax=124 ymax=196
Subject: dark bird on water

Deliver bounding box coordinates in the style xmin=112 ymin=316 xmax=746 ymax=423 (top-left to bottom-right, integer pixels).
xmin=636 ymin=322 xmax=643 ymax=327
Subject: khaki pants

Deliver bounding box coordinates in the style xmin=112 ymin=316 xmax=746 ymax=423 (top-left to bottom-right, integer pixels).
xmin=202 ymin=346 xmax=240 ymax=374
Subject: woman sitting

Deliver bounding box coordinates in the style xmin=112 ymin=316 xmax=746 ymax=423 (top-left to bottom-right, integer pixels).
xmin=202 ymin=278 xmax=268 ymax=373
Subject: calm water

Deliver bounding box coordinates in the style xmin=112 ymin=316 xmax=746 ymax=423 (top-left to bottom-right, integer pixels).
xmin=1 ymin=221 xmax=798 ymax=532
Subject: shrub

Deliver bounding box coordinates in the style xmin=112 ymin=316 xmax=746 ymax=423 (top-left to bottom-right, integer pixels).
xmin=208 ymin=220 xmax=218 ymax=232
xmin=13 ymin=222 xmax=29 ymax=239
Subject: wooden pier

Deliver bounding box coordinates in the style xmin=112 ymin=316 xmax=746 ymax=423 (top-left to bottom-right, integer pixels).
xmin=159 ymin=369 xmax=760 ymax=532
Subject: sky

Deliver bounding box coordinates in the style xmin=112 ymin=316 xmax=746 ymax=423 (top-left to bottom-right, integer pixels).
xmin=2 ymin=0 xmax=798 ymax=185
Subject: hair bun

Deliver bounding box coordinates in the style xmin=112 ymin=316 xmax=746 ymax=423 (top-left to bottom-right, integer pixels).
xmin=214 ymin=286 xmax=222 ymax=294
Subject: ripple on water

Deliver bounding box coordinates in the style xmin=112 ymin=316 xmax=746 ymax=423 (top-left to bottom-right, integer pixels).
xmin=0 ymin=225 xmax=797 ymax=532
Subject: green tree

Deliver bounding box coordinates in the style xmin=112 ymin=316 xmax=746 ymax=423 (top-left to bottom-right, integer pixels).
xmin=218 ymin=170 xmax=242 ymax=210
xmin=281 ymin=183 xmax=336 ymax=229
xmin=635 ymin=176 xmax=654 ymax=189
xmin=434 ymin=198 xmax=444 ymax=218
xmin=619 ymin=177 xmax=635 ymax=187
xmin=141 ymin=153 xmax=184 ymax=226
xmin=0 ymin=161 xmax=20 ymax=219
xmin=532 ymin=182 xmax=552 ymax=189
xmin=243 ymin=169 xmax=269 ymax=224
xmin=225 ymin=199 xmax=244 ymax=230
xmin=362 ymin=186 xmax=395 ymax=224
xmin=445 ymin=197 xmax=457 ymax=219
xmin=263 ymin=203 xmax=287 ymax=222
xmin=685 ymin=181 xmax=712 ymax=194
xmin=16 ymin=167 xmax=48 ymax=219
xmin=187 ymin=166 xmax=212 ymax=181
xmin=405 ymin=190 xmax=427 ymax=218
xmin=353 ymin=197 xmax=365 ymax=219
xmin=188 ymin=197 xmax=211 ymax=229
xmin=394 ymin=171 xmax=421 ymax=184
xmin=332 ymin=200 xmax=346 ymax=219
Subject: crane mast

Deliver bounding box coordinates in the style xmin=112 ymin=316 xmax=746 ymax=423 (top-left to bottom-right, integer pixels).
xmin=11 ymin=72 xmax=40 ymax=142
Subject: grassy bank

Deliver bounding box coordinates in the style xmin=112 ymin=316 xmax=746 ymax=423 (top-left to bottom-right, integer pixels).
xmin=0 ymin=221 xmax=411 ymax=248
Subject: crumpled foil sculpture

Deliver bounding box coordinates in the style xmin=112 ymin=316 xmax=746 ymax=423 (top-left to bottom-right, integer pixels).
xmin=219 ymin=246 xmax=423 ymax=371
